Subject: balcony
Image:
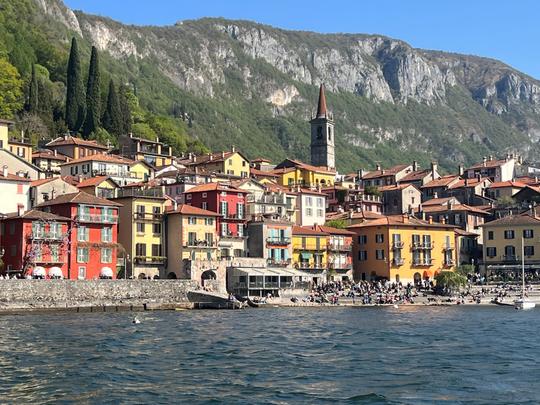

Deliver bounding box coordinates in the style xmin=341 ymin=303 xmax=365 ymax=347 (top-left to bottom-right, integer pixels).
xmin=222 ymin=213 xmax=246 ymax=220
xmin=32 ymin=257 xmax=65 ymax=264
xmin=134 ymin=256 xmax=167 ymax=265
xmin=134 ymin=212 xmax=163 ymax=221
xmin=502 ymin=255 xmax=519 ymax=262
xmin=266 ymin=237 xmax=291 ymax=246
xmin=184 ymin=240 xmax=217 ymax=249
xmin=220 ymin=232 xmax=246 ymax=240
xmin=76 ymin=214 xmax=118 ymax=224
xmin=246 ymin=194 xmax=287 ymax=205
xmin=117 ymin=188 xmax=164 ymax=198
xmin=28 ymin=232 xmax=67 ymax=241
xmin=327 ymin=242 xmax=352 ymax=252
xmin=412 ymin=242 xmax=434 ymax=250
xmin=329 ymin=263 xmax=352 ymax=270
xmin=392 ymin=258 xmax=405 ymax=266
xmin=296 ymin=262 xmax=326 ymax=270
xmin=444 ymin=259 xmax=455 ymax=266
xmin=392 ymin=241 xmax=404 ymax=249
xmin=443 ymin=245 xmax=454 ymax=251
xmin=413 ymin=259 xmax=433 ymax=266
xmin=267 ymin=258 xmax=291 ymax=267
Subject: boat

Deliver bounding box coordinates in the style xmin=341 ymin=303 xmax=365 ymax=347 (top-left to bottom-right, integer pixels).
xmin=514 ymin=237 xmax=536 ymax=311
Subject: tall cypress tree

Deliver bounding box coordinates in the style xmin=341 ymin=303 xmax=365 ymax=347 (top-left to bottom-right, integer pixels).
xmin=82 ymin=46 xmax=101 ymax=138
xmin=27 ymin=64 xmax=38 ymax=114
xmin=65 ymin=37 xmax=85 ymax=132
xmin=102 ymin=79 xmax=122 ymax=136
xmin=118 ymin=83 xmax=132 ymax=134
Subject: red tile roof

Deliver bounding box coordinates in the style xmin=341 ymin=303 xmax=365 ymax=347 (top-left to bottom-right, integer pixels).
xmin=400 ymin=169 xmax=431 ymax=183
xmin=32 ymin=150 xmax=69 ymax=161
xmin=36 ymin=191 xmax=122 ymax=207
xmin=448 ymin=177 xmax=490 ymax=189
xmin=0 ymin=172 xmax=32 ymax=183
xmin=488 ymin=181 xmax=527 ymax=189
xmin=4 ymin=209 xmax=71 ymax=221
xmin=46 ymin=135 xmax=109 ymax=149
xmin=60 ymin=154 xmax=134 ymax=166
xmin=467 ymin=158 xmax=511 ymax=170
xmin=347 ymin=215 xmax=456 ymax=229
xmin=76 ymin=176 xmax=113 ymax=188
xmin=361 ymin=164 xmax=410 ymax=180
xmin=30 ymin=177 xmax=57 ymax=187
xmin=274 ymin=159 xmax=336 ymax=174
xmin=313 ymin=225 xmax=355 ymax=236
xmin=481 ymin=214 xmax=540 ymax=227
xmin=421 ymin=175 xmax=460 ymax=189
xmin=168 ymin=204 xmax=221 ymax=217
xmin=186 ymin=182 xmax=248 ymax=194
xmin=292 ymin=225 xmax=329 ymax=236
xmin=378 ymin=183 xmax=418 ymax=192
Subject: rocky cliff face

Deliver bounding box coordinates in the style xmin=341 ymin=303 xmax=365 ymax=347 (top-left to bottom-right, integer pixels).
xmin=34 ymin=0 xmax=540 ymax=170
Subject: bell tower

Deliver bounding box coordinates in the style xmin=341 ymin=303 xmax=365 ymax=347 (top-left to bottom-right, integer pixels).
xmin=310 ymin=84 xmax=335 ymax=169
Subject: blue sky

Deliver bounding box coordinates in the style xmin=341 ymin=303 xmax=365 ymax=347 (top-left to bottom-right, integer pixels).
xmin=65 ymin=0 xmax=540 ymax=79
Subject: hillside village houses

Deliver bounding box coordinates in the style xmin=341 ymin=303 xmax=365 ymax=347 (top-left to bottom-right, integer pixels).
xmin=1 ymin=85 xmax=539 ymax=294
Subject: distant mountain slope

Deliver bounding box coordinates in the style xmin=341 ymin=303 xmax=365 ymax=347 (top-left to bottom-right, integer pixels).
xmin=11 ymin=0 xmax=540 ymax=171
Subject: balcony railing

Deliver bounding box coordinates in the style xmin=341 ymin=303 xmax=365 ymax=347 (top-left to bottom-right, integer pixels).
xmin=220 ymin=232 xmax=246 ymax=239
xmin=444 ymin=259 xmax=455 ymax=266
xmin=413 ymin=259 xmax=433 ymax=266
xmin=32 ymin=257 xmax=65 ymax=264
xmin=134 ymin=256 xmax=167 ymax=265
xmin=117 ymin=188 xmax=164 ymax=198
xmin=443 ymin=245 xmax=454 ymax=251
xmin=392 ymin=258 xmax=405 ymax=266
xmin=134 ymin=212 xmax=163 ymax=221
xmin=184 ymin=240 xmax=217 ymax=248
xmin=266 ymin=237 xmax=291 ymax=246
xmin=392 ymin=241 xmax=404 ymax=249
xmin=76 ymin=215 xmax=118 ymax=224
xmin=29 ymin=232 xmax=67 ymax=241
xmin=246 ymin=194 xmax=287 ymax=205
xmin=328 ymin=263 xmax=352 ymax=270
xmin=222 ymin=213 xmax=245 ymax=220
xmin=502 ymin=255 xmax=519 ymax=262
xmin=267 ymin=258 xmax=291 ymax=267
xmin=296 ymin=262 xmax=326 ymax=270
xmin=412 ymin=242 xmax=434 ymax=250
xmin=327 ymin=243 xmax=352 ymax=252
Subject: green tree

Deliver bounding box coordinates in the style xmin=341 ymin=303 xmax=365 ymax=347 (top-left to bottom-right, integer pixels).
xmin=0 ymin=57 xmax=23 ymax=119
xmin=325 ymin=219 xmax=348 ymax=229
xmin=435 ymin=271 xmax=468 ymax=295
xmin=131 ymin=122 xmax=157 ymax=140
xmin=455 ymin=264 xmax=474 ymax=277
xmin=65 ymin=37 xmax=85 ymax=132
xmin=496 ymin=195 xmax=515 ymax=208
xmin=82 ymin=46 xmax=101 ymax=138
xmin=26 ymin=63 xmax=38 ymax=114
xmin=102 ymin=79 xmax=122 ymax=136
xmin=118 ymin=83 xmax=132 ymax=134
xmin=364 ymin=185 xmax=381 ymax=197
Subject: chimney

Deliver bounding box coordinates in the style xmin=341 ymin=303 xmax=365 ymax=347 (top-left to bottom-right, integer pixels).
xmin=2 ymin=165 xmax=7 ymax=178
xmin=221 ymin=151 xmax=225 ymax=159
xmin=431 ymin=161 xmax=438 ymax=180
xmin=17 ymin=204 xmax=24 ymax=216
xmin=412 ymin=160 xmax=418 ymax=171
xmin=458 ymin=164 xmax=464 ymax=176
xmin=231 ymin=145 xmax=236 ymax=153
xmin=402 ymin=213 xmax=409 ymax=223
xmin=482 ymin=157 xmax=487 ymax=167
xmin=376 ymin=163 xmax=381 ymax=171
xmin=440 ymin=216 xmax=446 ymax=224
xmin=433 ymin=191 xmax=438 ymax=199
xmin=447 ymin=199 xmax=453 ymax=210
xmin=209 ymin=153 xmax=213 ymax=161
xmin=489 ymin=155 xmax=493 ymax=161
xmin=428 ymin=216 xmax=433 ymax=224
xmin=54 ymin=149 xmax=57 ymax=156
xmin=476 ymin=174 xmax=481 ymax=182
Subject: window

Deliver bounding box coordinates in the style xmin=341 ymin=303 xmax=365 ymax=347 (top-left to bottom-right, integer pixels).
xmin=50 ymin=245 xmax=59 ymax=262
xmin=101 ymin=248 xmax=112 ymax=263
xmin=78 ymin=205 xmax=90 ymax=220
xmin=32 ymin=222 xmax=44 ymax=238
xmin=220 ymin=201 xmax=228 ymax=217
xmin=375 ymin=249 xmax=385 ymax=260
xmin=306 ymin=208 xmax=313 ymax=216
xmin=202 ymin=202 xmax=208 ymax=210
xmin=78 ymin=266 xmax=86 ymax=279
xmin=221 ymin=223 xmax=229 ymax=236
xmin=136 ymin=243 xmax=146 ymax=256
xmin=237 ymin=226 xmax=243 ymax=238
xmin=317 ymin=209 xmax=323 ymax=217
xmin=186 ymin=194 xmax=192 ymax=200
xmin=358 ymin=235 xmax=367 ymax=245
xmin=152 ymin=223 xmax=162 ymax=234
xmin=152 ymin=206 xmax=161 ymax=216
xmin=188 ymin=216 xmax=197 ymax=225
xmin=525 ymin=246 xmax=535 ymax=256
xmin=306 ymin=197 xmax=313 ymax=207
xmin=202 ymin=192 xmax=207 ymax=198
xmin=486 ymin=247 xmax=497 ymax=257
xmin=9 ymin=223 xmax=15 ymax=235
xmin=488 ymin=231 xmax=494 ymax=240
xmin=77 ymin=226 xmax=89 ymax=242
xmin=188 ymin=232 xmax=197 ymax=245
xmin=237 ymin=203 xmax=244 ymax=219
xmin=205 ymin=233 xmax=214 ymax=245
xmin=358 ymin=251 xmax=367 ymax=261
xmin=504 ymin=230 xmax=515 ymax=239
xmin=152 ymin=244 xmax=162 ymax=257
xmin=524 ymin=229 xmax=534 ymax=239
xmin=375 ymin=234 xmax=384 ymax=243
xmin=316 ymin=198 xmax=323 ymax=208
xmin=101 ymin=227 xmax=112 ymax=243
xmin=136 ymin=222 xmax=145 ymax=233
xmin=77 ymin=247 xmax=89 ymax=263
xmin=50 ymin=223 xmax=61 ymax=239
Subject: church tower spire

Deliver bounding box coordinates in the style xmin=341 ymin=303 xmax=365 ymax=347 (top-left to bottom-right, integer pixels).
xmin=310 ymin=84 xmax=335 ymax=169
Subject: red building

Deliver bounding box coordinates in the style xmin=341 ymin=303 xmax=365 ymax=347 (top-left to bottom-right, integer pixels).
xmin=36 ymin=192 xmax=122 ymax=279
xmin=1 ymin=210 xmax=70 ymax=278
xmin=184 ymin=182 xmax=249 ymax=258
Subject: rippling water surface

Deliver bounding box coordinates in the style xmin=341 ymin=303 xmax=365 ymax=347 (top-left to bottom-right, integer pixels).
xmin=0 ymin=306 xmax=538 ymax=404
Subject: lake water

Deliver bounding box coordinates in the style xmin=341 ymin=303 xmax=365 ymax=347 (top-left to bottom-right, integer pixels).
xmin=0 ymin=306 xmax=538 ymax=404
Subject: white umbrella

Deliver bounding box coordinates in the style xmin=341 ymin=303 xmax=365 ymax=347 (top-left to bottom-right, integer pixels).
xmin=48 ymin=267 xmax=63 ymax=279
xmin=100 ymin=267 xmax=114 ymax=279
xmin=32 ymin=266 xmax=46 ymax=278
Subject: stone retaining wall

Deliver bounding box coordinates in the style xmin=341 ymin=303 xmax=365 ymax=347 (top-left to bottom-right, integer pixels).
xmin=0 ymin=280 xmax=199 ymax=310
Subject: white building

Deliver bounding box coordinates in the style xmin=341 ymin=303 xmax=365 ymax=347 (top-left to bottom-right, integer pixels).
xmin=0 ymin=166 xmax=31 ymax=215
xmin=296 ymin=188 xmax=326 ymax=226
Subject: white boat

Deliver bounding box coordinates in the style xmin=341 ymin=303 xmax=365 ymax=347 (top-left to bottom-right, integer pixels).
xmin=514 ymin=236 xmax=536 ymax=311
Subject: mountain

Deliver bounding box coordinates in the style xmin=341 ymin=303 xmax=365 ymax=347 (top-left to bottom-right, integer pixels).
xmin=4 ymin=0 xmax=540 ymax=172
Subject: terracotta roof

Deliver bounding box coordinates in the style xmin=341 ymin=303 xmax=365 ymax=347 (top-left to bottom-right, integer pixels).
xmin=186 ymin=182 xmax=248 ymax=194
xmin=361 ymin=164 xmax=410 ymax=180
xmin=448 ymin=177 xmax=490 ymax=189
xmin=400 ymin=170 xmax=431 ymax=183
xmin=313 ymin=225 xmax=355 ymax=236
xmin=4 ymin=209 xmax=71 ymax=221
xmin=251 ymin=158 xmax=272 ymax=163
xmin=168 ymin=204 xmax=221 ymax=217
xmin=378 ymin=183 xmax=418 ymax=192
xmin=296 ymin=187 xmax=325 ymax=196
xmin=455 ymin=228 xmax=480 ymax=237
xmin=488 ymin=181 xmax=527 ymax=189
xmin=316 ymin=83 xmax=327 ymax=117
xmin=467 ymin=158 xmax=511 ymax=170
xmin=326 ymin=210 xmax=384 ymax=221
xmin=481 ymin=214 xmax=540 ymax=227
xmin=421 ymin=175 xmax=460 ymax=189
xmin=36 ymin=191 xmax=122 ymax=207
xmin=250 ymin=168 xmax=279 ymax=178
xmin=274 ymin=159 xmax=336 ymax=175
xmin=60 ymin=154 xmax=134 ymax=166
xmin=77 ymin=176 xmax=113 ymax=188
xmin=180 ymin=150 xmax=249 ymax=167
xmin=347 ymin=215 xmax=456 ymax=229
xmin=422 ymin=197 xmax=459 ymax=206
xmin=46 ymin=136 xmax=108 ymax=149
xmin=32 ymin=150 xmax=69 ymax=161
xmin=61 ymin=176 xmax=81 ymax=186
xmin=420 ymin=203 xmax=490 ymax=215
xmin=0 ymin=172 xmax=32 ymax=183
xmin=30 ymin=177 xmax=57 ymax=187
xmin=515 ymin=176 xmax=539 ymax=185
xmin=292 ymin=225 xmax=328 ymax=236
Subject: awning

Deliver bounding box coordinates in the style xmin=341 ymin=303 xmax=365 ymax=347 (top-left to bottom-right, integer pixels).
xmin=49 ymin=267 xmax=63 ymax=279
xmin=100 ymin=267 xmax=113 ymax=278
xmin=300 ymin=253 xmax=312 ymax=260
xmin=32 ymin=266 xmax=46 ymax=277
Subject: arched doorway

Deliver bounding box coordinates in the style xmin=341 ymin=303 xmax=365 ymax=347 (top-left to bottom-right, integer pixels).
xmin=201 ymin=270 xmax=217 ymax=287
xmin=395 ymin=274 xmax=400 ymax=283
xmin=167 ymin=272 xmax=177 ymax=279
xmin=413 ymin=272 xmax=421 ymax=285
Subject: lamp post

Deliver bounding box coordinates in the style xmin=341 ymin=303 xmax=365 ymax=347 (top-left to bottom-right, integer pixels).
xmin=126 ymin=254 xmax=130 ymax=280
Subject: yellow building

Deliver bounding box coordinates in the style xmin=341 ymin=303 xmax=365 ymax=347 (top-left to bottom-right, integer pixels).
xmin=129 ymin=160 xmax=154 ymax=182
xmin=112 ymin=191 xmax=167 ymax=279
xmin=8 ymin=139 xmax=33 ymax=162
xmin=292 ymin=225 xmax=328 ymax=284
xmin=179 ymin=147 xmax=250 ymax=178
xmin=348 ymin=215 xmax=456 ymax=284
xmin=0 ymin=119 xmax=10 ymax=149
xmin=166 ymin=204 xmax=220 ymax=279
xmin=480 ymin=214 xmax=540 ymax=276
xmin=272 ymin=159 xmax=335 ymax=187
xmin=76 ymin=176 xmax=119 ymax=199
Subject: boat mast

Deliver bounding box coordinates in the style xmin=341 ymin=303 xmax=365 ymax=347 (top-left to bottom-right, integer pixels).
xmin=522 ymin=235 xmax=525 ymax=297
